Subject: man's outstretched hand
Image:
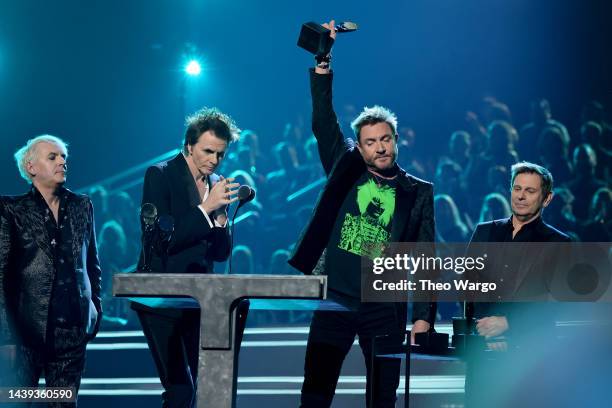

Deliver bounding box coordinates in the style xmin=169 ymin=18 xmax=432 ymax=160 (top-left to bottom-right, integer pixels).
xmin=315 ymin=20 xmax=337 ymax=74
xmin=322 ymin=20 xmax=337 ymax=40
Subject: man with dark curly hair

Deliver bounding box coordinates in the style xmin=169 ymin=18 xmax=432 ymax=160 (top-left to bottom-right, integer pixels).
xmin=134 ymin=107 xmax=248 ymax=408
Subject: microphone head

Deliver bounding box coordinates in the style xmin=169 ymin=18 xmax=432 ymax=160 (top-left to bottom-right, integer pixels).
xmin=237 ymin=185 xmax=256 ymax=203
xmin=140 ymin=203 xmax=158 ymax=226
xmin=335 ymin=21 xmax=358 ymax=32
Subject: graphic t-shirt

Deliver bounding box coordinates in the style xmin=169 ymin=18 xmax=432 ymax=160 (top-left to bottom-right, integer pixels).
xmin=325 ymin=173 xmax=397 ymax=299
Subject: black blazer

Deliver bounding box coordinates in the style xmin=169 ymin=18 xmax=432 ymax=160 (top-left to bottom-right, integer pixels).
xmin=138 ymin=153 xmax=231 ymax=275
xmin=470 ymin=217 xmax=570 ymax=244
xmin=470 ymin=217 xmax=570 ymax=298
xmin=289 ymin=69 xmax=436 ymax=324
xmin=468 ymin=217 xmax=570 ymax=332
xmin=0 ymin=188 xmax=102 ymax=347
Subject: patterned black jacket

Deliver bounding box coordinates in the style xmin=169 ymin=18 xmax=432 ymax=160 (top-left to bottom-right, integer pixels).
xmin=0 ymin=187 xmax=102 ymax=347
xmin=288 ymin=69 xmax=437 ymax=324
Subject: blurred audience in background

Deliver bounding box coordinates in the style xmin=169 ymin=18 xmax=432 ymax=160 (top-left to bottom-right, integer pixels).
xmin=91 ymin=98 xmax=610 ymax=327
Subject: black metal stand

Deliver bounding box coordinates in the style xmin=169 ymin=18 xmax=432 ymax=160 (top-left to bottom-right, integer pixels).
xmin=371 ymin=330 xmax=460 ymax=408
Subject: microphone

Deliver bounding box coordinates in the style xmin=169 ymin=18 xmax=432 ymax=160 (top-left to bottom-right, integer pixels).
xmin=156 ymin=215 xmax=174 ymax=270
xmin=237 ymin=185 xmax=256 ymax=204
xmin=230 ymin=185 xmax=256 ymax=275
xmin=335 ymin=21 xmax=358 ymax=33
xmin=139 ymin=203 xmax=174 ymax=272
xmin=140 ymin=203 xmax=158 ymax=228
xmin=140 ymin=203 xmax=158 ymax=272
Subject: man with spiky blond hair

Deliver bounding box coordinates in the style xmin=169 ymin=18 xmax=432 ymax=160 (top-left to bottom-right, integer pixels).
xmin=290 ymin=21 xmax=436 ymax=407
xmin=0 ymin=135 xmax=102 ymax=406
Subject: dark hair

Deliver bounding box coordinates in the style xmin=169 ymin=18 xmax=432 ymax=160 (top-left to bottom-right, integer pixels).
xmin=487 ymin=120 xmax=517 ymax=152
xmin=531 ymin=98 xmax=552 ymax=123
xmin=510 ymin=161 xmax=553 ymax=198
xmin=479 ymin=192 xmax=511 ymax=223
xmin=183 ymin=107 xmax=240 ymax=153
xmin=434 ymin=194 xmax=469 ymax=236
xmin=450 ymin=130 xmax=470 ymax=148
xmin=538 ymin=126 xmax=569 ymax=158
xmin=573 ymin=143 xmax=597 ymax=168
xmin=590 ymin=187 xmax=611 ymax=220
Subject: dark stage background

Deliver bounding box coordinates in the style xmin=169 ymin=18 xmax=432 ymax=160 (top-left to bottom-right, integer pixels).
xmin=1 ymin=1 xmax=612 ymax=406
xmin=1 ymin=0 xmax=610 ymax=194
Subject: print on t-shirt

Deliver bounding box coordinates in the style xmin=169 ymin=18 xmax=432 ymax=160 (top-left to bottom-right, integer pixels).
xmin=338 ymin=178 xmax=395 ymax=258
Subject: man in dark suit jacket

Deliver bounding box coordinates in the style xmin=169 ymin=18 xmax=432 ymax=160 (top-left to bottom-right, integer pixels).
xmin=289 ymin=21 xmax=436 ymax=408
xmin=0 ymin=135 xmax=101 ymax=405
xmin=134 ymin=108 xmax=247 ymax=408
xmin=465 ymin=161 xmax=570 ymax=407
xmin=469 ymin=162 xmax=570 ymax=341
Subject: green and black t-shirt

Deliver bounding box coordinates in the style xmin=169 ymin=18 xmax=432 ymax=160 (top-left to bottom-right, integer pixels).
xmin=325 ymin=172 xmax=397 ymax=299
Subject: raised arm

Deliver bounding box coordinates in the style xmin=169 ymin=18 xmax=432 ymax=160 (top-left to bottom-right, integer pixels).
xmin=309 ymin=20 xmax=349 ymax=176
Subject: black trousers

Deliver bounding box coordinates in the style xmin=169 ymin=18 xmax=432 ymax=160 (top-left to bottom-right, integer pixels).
xmin=12 ymin=326 xmax=87 ymax=408
xmin=300 ymin=302 xmax=406 ymax=408
xmin=137 ymin=300 xmax=249 ymax=408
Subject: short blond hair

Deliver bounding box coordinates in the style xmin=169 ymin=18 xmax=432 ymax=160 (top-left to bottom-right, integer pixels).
xmin=14 ymin=135 xmax=68 ymax=182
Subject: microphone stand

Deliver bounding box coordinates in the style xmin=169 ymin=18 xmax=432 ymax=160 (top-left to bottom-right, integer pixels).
xmin=228 ymin=185 xmax=255 ymax=274
xmin=141 ymin=223 xmax=155 ymax=272
xmin=228 ymin=201 xmax=246 ymax=275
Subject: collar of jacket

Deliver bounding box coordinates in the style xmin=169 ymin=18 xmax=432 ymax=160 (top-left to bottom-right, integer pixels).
xmin=171 ymin=152 xmax=220 ymax=184
xmin=502 ymin=215 xmax=544 ymax=235
xmin=395 ymin=166 xmax=418 ymax=191
xmin=169 ymin=153 xmax=222 ymax=207
xmin=29 ymin=185 xmax=72 ymax=206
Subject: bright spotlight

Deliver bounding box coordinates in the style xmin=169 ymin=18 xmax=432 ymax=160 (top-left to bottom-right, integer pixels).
xmin=185 ymin=60 xmax=202 ymax=76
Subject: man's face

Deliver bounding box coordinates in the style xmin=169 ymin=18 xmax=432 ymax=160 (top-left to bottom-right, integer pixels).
xmin=510 ymin=172 xmax=553 ymax=221
xmin=27 ymin=141 xmax=67 ymax=189
xmin=357 ymin=122 xmax=397 ymax=171
xmin=187 ymin=131 xmax=228 ymax=177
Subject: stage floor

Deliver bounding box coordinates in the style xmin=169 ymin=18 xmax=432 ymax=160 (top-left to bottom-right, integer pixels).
xmin=74 ymin=323 xmax=465 ymax=407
